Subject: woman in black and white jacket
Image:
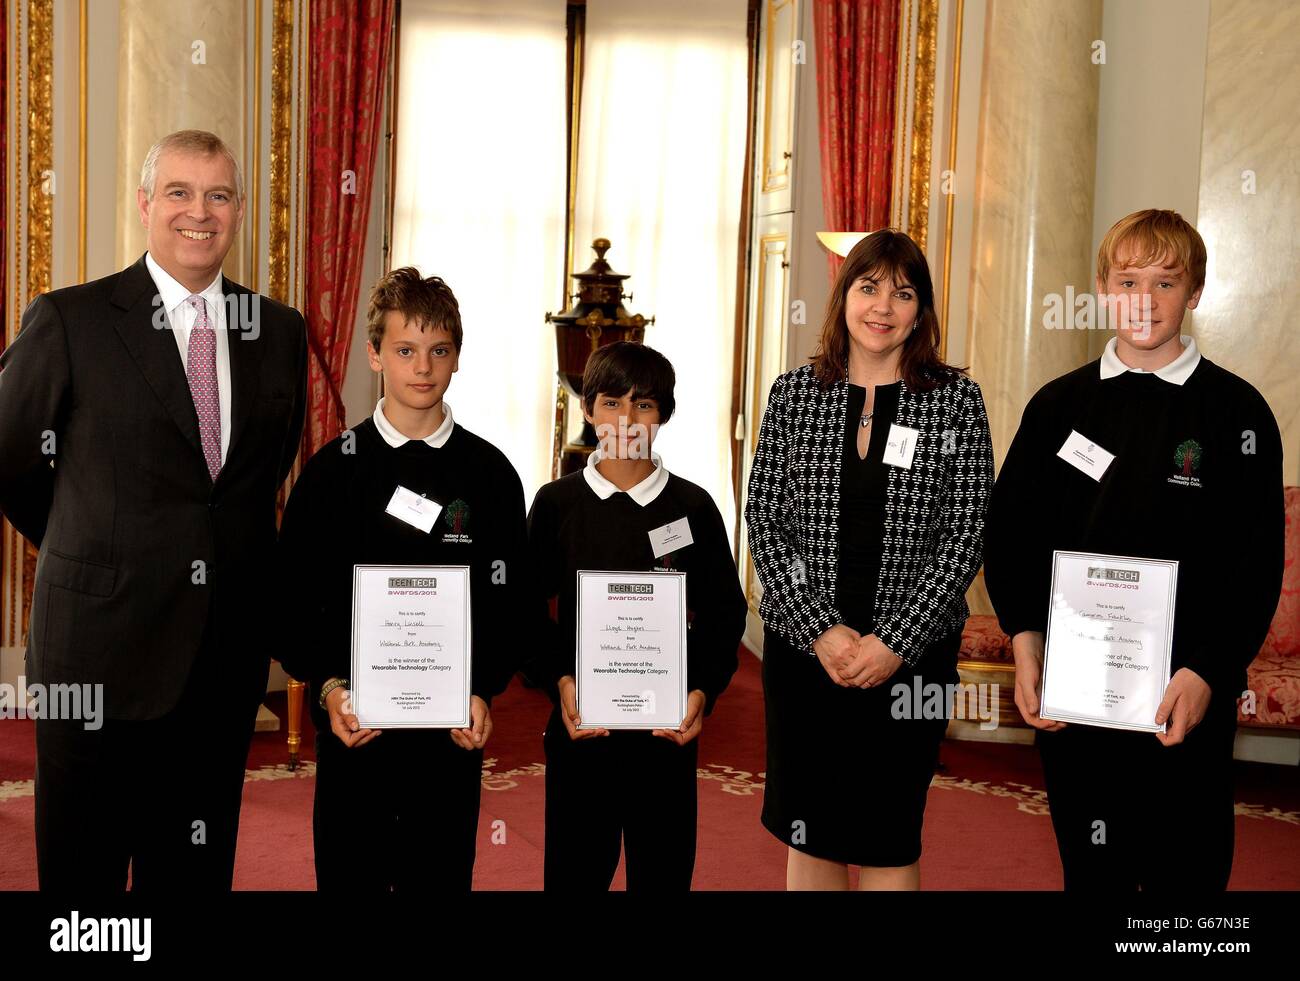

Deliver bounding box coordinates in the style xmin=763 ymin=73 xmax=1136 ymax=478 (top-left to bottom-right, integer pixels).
xmin=745 ymin=230 xmax=994 ymax=890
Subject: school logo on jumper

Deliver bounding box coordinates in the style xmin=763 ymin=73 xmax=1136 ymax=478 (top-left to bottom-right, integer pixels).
xmin=1168 ymin=439 xmax=1203 ymax=488
xmin=442 ymin=499 xmax=472 ymax=543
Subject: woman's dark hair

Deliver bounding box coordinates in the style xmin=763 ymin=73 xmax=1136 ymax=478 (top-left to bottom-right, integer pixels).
xmin=582 ymin=341 xmax=676 ymax=423
xmin=810 ymin=229 xmax=964 ymax=391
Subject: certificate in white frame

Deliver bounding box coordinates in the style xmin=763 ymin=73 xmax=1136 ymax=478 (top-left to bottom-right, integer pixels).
xmin=350 ymin=564 xmax=471 ymax=729
xmin=1040 ymin=550 xmax=1178 ymax=733
xmin=575 ymin=569 xmax=689 ymax=731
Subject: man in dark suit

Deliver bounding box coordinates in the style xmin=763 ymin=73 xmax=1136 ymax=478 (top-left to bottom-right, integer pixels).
xmin=0 ymin=129 xmax=307 ymax=890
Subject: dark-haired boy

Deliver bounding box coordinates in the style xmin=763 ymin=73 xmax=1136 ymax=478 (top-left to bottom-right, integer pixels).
xmin=984 ymin=210 xmax=1283 ymax=890
xmin=528 ymin=341 xmax=746 ymax=891
xmin=278 ymin=267 xmax=526 ymax=892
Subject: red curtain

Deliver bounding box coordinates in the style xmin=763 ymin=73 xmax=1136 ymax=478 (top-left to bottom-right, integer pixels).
xmin=303 ymin=0 xmax=395 ymax=460
xmin=812 ymin=0 xmax=899 ymax=279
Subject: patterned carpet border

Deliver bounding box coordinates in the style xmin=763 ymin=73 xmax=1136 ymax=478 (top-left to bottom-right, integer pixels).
xmin=4 ymin=762 xmax=1295 ymax=826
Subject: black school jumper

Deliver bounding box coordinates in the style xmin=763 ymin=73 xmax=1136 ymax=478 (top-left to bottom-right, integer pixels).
xmin=984 ymin=340 xmax=1283 ymax=891
xmin=278 ymin=408 xmax=526 ymax=892
xmin=527 ymin=455 xmax=746 ymax=891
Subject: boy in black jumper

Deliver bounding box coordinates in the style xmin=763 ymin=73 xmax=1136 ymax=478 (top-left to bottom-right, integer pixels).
xmin=528 ymin=342 xmax=746 ymax=891
xmin=278 ymin=267 xmax=526 ymax=892
xmin=984 ymin=210 xmax=1284 ymax=890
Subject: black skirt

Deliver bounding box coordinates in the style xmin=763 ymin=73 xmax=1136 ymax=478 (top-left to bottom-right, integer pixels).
xmin=760 ymin=626 xmax=959 ymax=867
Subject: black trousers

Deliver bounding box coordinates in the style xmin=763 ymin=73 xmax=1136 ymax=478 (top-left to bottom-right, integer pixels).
xmin=1037 ymin=697 xmax=1239 ymax=891
xmin=543 ymin=705 xmax=699 ymax=892
xmin=33 ymin=626 xmax=265 ymax=892
xmin=312 ymin=726 xmax=483 ymax=892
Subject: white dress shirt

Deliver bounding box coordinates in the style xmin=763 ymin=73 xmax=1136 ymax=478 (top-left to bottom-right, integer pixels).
xmin=1099 ymin=335 xmax=1201 ymax=386
xmin=145 ymin=251 xmax=232 ymax=464
xmin=372 ymin=396 xmax=456 ymax=448
xmin=582 ymin=447 xmax=670 ymax=506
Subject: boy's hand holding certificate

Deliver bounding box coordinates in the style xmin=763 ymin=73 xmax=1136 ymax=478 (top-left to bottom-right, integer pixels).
xmin=1040 ymin=551 xmax=1178 ymax=733
xmin=576 ymin=570 xmax=688 ymax=730
xmin=350 ymin=565 xmax=472 ymax=728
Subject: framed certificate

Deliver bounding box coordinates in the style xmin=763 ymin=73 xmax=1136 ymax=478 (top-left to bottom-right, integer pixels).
xmin=575 ymin=570 xmax=688 ymax=730
xmin=350 ymin=565 xmax=471 ymax=728
xmin=1040 ymin=551 xmax=1178 ymax=733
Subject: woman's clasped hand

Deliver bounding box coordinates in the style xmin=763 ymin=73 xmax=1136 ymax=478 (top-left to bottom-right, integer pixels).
xmin=813 ymin=624 xmax=904 ymax=688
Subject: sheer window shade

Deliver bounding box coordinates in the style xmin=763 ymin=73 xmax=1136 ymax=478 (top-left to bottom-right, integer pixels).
xmin=390 ymin=0 xmax=568 ymax=504
xmin=390 ymin=0 xmax=749 ymax=539
xmin=574 ymin=0 xmax=750 ymax=546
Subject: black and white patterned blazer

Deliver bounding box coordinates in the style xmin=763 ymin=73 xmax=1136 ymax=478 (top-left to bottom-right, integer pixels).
xmin=744 ymin=363 xmax=994 ymax=665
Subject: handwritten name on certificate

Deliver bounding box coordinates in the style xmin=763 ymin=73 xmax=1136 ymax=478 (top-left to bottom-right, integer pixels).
xmin=1040 ymin=551 xmax=1178 ymax=733
xmin=576 ymin=570 xmax=688 ymax=730
xmin=350 ymin=565 xmax=471 ymax=728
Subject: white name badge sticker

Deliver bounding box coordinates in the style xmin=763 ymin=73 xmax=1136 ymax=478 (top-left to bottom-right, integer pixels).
xmin=1057 ymin=430 xmax=1115 ymax=481
xmin=882 ymin=424 xmax=920 ymax=469
xmin=648 ymin=517 xmax=693 ymax=559
xmin=385 ymin=485 xmax=443 ymax=533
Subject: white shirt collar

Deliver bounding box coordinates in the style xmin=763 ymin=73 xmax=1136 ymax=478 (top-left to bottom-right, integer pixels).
xmin=583 ymin=447 xmax=669 ymax=506
xmin=372 ymin=397 xmax=455 ymax=448
xmin=1100 ymin=335 xmax=1201 ymax=386
xmin=145 ymin=251 xmax=224 ymax=317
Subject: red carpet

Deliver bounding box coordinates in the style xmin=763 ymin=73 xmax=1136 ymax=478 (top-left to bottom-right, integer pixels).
xmin=2 ymin=651 xmax=1298 ymax=890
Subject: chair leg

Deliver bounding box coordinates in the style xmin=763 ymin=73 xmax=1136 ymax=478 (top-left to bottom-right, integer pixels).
xmin=286 ymin=678 xmax=305 ymax=771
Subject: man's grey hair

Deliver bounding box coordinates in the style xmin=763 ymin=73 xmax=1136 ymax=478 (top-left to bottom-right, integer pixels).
xmin=139 ymin=130 xmax=245 ymax=203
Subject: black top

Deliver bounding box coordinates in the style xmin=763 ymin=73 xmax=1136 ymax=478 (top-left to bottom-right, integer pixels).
xmin=744 ymin=364 xmax=994 ymax=663
xmin=984 ymin=356 xmax=1284 ymax=699
xmin=277 ymin=416 xmax=528 ymax=727
xmin=526 ymin=466 xmax=747 ymax=716
xmin=835 ymin=382 xmax=898 ymax=636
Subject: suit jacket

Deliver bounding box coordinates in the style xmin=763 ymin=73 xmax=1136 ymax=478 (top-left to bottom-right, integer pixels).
xmin=744 ymin=364 xmax=994 ymax=664
xmin=0 ymin=254 xmax=307 ymax=720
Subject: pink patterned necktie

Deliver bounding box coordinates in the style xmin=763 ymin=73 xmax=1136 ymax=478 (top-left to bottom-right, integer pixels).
xmin=185 ymin=294 xmax=221 ymax=481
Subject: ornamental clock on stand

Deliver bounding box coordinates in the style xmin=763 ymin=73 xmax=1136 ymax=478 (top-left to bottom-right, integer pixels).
xmin=546 ymin=238 xmax=656 ymax=477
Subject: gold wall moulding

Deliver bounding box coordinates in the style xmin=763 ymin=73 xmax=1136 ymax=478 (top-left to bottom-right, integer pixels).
xmin=907 ymin=0 xmax=937 ymax=252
